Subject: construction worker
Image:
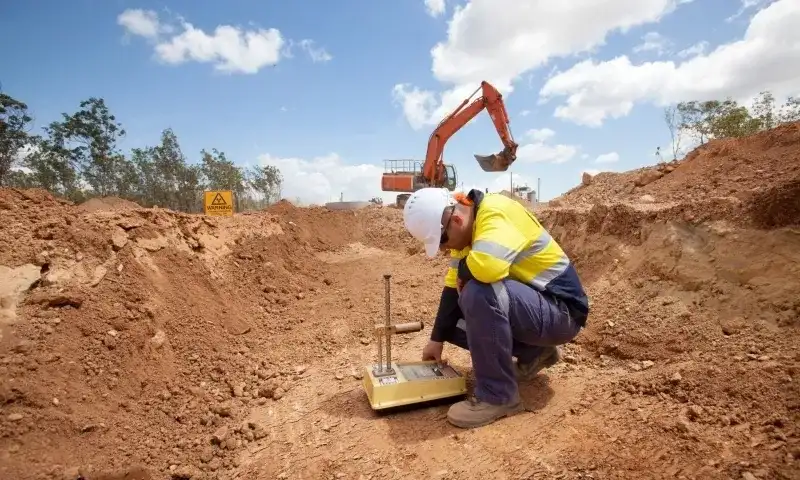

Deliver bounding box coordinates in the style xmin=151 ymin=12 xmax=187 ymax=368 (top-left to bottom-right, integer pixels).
xmin=403 ymin=187 xmax=589 ymax=429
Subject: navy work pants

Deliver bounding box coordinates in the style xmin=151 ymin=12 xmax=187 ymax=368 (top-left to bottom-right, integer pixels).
xmin=445 ymin=279 xmax=583 ymax=405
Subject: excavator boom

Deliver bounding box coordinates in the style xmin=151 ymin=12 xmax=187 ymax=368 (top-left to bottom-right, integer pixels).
xmin=380 ymin=80 xmax=518 ymax=206
xmin=423 ymin=81 xmax=518 ymax=183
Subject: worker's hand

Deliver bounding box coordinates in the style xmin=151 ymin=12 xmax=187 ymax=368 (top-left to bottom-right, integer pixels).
xmin=422 ymin=340 xmax=444 ymax=363
xmin=456 ymin=278 xmax=466 ymax=295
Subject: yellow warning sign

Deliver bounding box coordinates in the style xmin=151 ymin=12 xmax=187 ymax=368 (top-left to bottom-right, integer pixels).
xmin=204 ymin=190 xmax=234 ymax=216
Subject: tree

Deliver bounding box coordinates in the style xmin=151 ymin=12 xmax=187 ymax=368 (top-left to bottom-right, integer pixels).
xmin=706 ymin=99 xmax=759 ymax=138
xmin=20 ymin=135 xmax=82 ymax=199
xmin=677 ymin=98 xmax=760 ymax=144
xmin=663 ymin=106 xmax=682 ymax=160
xmin=670 ymin=91 xmax=800 ymax=149
xmin=0 ymin=92 xmax=34 ymax=186
xmin=247 ymin=164 xmax=282 ymax=207
xmin=45 ymin=97 xmax=127 ymax=197
xmin=751 ymin=91 xmax=776 ymax=130
xmin=1 ymin=92 xmax=282 ymax=214
xmin=130 ymin=146 xmax=159 ymax=206
xmin=676 ymin=101 xmax=708 ymax=145
xmin=778 ymin=96 xmax=800 ymax=124
xmin=200 ymin=148 xmax=246 ymax=210
xmin=152 ymin=128 xmax=199 ymax=211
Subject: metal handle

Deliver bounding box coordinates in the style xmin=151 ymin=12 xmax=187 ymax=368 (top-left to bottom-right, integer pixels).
xmin=394 ymin=321 xmax=424 ymax=334
xmin=374 ymin=321 xmax=424 ymax=335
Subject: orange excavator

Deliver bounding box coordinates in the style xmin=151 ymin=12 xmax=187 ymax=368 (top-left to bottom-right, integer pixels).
xmin=381 ymin=80 xmax=519 ymax=207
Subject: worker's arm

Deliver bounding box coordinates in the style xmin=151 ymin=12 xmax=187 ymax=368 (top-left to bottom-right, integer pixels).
xmin=430 ymin=286 xmax=460 ymax=342
xmin=457 ymin=209 xmax=529 ymax=284
xmin=429 ymin=249 xmax=467 ymax=342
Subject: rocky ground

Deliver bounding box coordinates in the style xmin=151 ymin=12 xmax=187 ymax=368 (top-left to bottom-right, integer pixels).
xmin=0 ymin=122 xmax=799 ymax=480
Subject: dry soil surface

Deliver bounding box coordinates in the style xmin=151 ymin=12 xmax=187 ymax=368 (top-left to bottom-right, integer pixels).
xmin=1 ymin=123 xmax=799 ymax=480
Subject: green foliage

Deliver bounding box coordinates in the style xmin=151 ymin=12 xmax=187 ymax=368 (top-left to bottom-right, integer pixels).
xmin=247 ymin=165 xmax=283 ymax=206
xmin=674 ymin=91 xmax=799 ymax=146
xmin=0 ymin=93 xmax=34 ymax=186
xmin=0 ymin=91 xmax=283 ymax=213
xmin=778 ymin=97 xmax=800 ymax=124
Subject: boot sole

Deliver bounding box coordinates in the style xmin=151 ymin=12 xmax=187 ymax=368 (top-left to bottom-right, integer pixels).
xmin=447 ymin=402 xmax=526 ymax=429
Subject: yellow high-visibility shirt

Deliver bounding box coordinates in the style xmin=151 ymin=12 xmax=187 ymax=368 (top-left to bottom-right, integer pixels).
xmin=442 ymin=189 xmax=588 ymax=318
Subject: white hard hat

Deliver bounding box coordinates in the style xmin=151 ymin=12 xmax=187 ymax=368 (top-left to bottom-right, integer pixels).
xmin=403 ymin=188 xmax=455 ymax=258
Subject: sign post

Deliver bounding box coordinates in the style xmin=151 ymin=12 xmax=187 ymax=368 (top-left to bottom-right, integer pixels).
xmin=203 ymin=190 xmax=234 ymax=216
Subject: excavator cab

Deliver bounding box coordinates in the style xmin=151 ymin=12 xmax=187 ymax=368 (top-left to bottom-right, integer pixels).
xmin=444 ymin=164 xmax=457 ymax=190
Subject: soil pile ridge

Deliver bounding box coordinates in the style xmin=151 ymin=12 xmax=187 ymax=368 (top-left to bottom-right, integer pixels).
xmin=535 ymin=123 xmax=800 ymax=479
xmin=0 ymin=121 xmax=798 ymax=480
xmin=78 ymin=196 xmax=142 ymax=213
xmin=555 ymin=121 xmax=800 ymax=230
xmin=0 ymin=190 xmax=411 ymax=480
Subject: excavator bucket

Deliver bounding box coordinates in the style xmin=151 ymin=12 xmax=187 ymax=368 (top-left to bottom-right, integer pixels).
xmin=474 ymin=149 xmax=515 ymax=172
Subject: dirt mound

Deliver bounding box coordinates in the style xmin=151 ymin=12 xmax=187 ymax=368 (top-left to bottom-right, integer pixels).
xmin=533 ymin=205 xmax=800 ymax=479
xmin=263 ymin=198 xmax=297 ymax=215
xmin=556 ymin=121 xmax=800 ymax=218
xmin=79 ymin=196 xmax=142 ymax=213
xmin=2 ymin=122 xmax=799 ymax=480
xmin=532 ymin=123 xmax=800 ymax=479
xmin=0 ymin=190 xmax=415 ymax=480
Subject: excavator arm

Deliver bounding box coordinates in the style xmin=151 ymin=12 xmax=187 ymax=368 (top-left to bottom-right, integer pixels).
xmin=422 ymin=81 xmax=519 ymax=185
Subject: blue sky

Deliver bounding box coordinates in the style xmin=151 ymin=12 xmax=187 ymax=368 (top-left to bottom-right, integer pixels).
xmin=1 ymin=0 xmax=797 ymax=203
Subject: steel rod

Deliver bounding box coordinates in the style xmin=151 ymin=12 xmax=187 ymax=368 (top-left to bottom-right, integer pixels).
xmin=376 ymin=325 xmax=383 ymax=372
xmin=384 ymin=273 xmax=392 ymax=370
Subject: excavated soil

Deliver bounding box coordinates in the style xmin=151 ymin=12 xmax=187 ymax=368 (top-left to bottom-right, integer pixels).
xmin=1 ymin=123 xmax=799 ymax=480
xmin=556 ymin=121 xmax=800 ymax=229
xmin=78 ymin=197 xmax=142 ymax=213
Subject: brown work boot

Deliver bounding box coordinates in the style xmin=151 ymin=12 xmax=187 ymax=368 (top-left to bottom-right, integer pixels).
xmin=446 ymin=395 xmax=525 ymax=429
xmin=515 ymin=346 xmax=561 ymax=381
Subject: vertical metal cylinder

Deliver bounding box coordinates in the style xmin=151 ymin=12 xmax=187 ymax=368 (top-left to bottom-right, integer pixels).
xmin=384 ymin=273 xmax=392 ymax=370
xmin=376 ymin=326 xmax=383 ymax=372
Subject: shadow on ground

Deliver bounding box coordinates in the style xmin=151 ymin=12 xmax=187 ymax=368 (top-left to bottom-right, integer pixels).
xmin=320 ymin=373 xmax=556 ymax=445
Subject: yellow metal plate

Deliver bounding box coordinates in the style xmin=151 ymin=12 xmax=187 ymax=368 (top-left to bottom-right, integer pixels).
xmin=363 ymin=360 xmax=467 ymax=410
xmin=203 ymin=190 xmax=234 ymax=216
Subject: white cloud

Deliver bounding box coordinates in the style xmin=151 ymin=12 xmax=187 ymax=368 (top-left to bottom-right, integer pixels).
xmin=257 ymin=153 xmax=387 ymax=205
xmin=516 ymin=128 xmax=579 ymax=164
xmin=117 ymin=9 xmax=166 ymax=39
xmin=425 ymin=0 xmax=447 ymax=18
xmin=595 ymin=152 xmax=620 ymax=163
xmin=527 ymin=128 xmax=556 ymax=142
xmin=727 ymin=0 xmax=772 ymax=22
xmin=633 ymin=31 xmax=672 ymax=56
xmin=519 ymin=110 xmax=531 ymax=117
xmin=519 ymin=143 xmax=578 ymax=164
xmin=392 ymin=0 xmax=688 ymax=129
xmin=253 ymin=148 xmax=559 ymax=205
xmin=676 ymin=40 xmax=708 ymax=58
xmin=392 ymin=83 xmax=480 ymax=131
xmin=297 ymin=39 xmax=332 ymax=63
xmin=155 ymin=24 xmax=284 ymax=74
xmin=117 ymin=9 xmax=330 ymax=74
xmin=539 ymin=0 xmax=800 ymax=126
